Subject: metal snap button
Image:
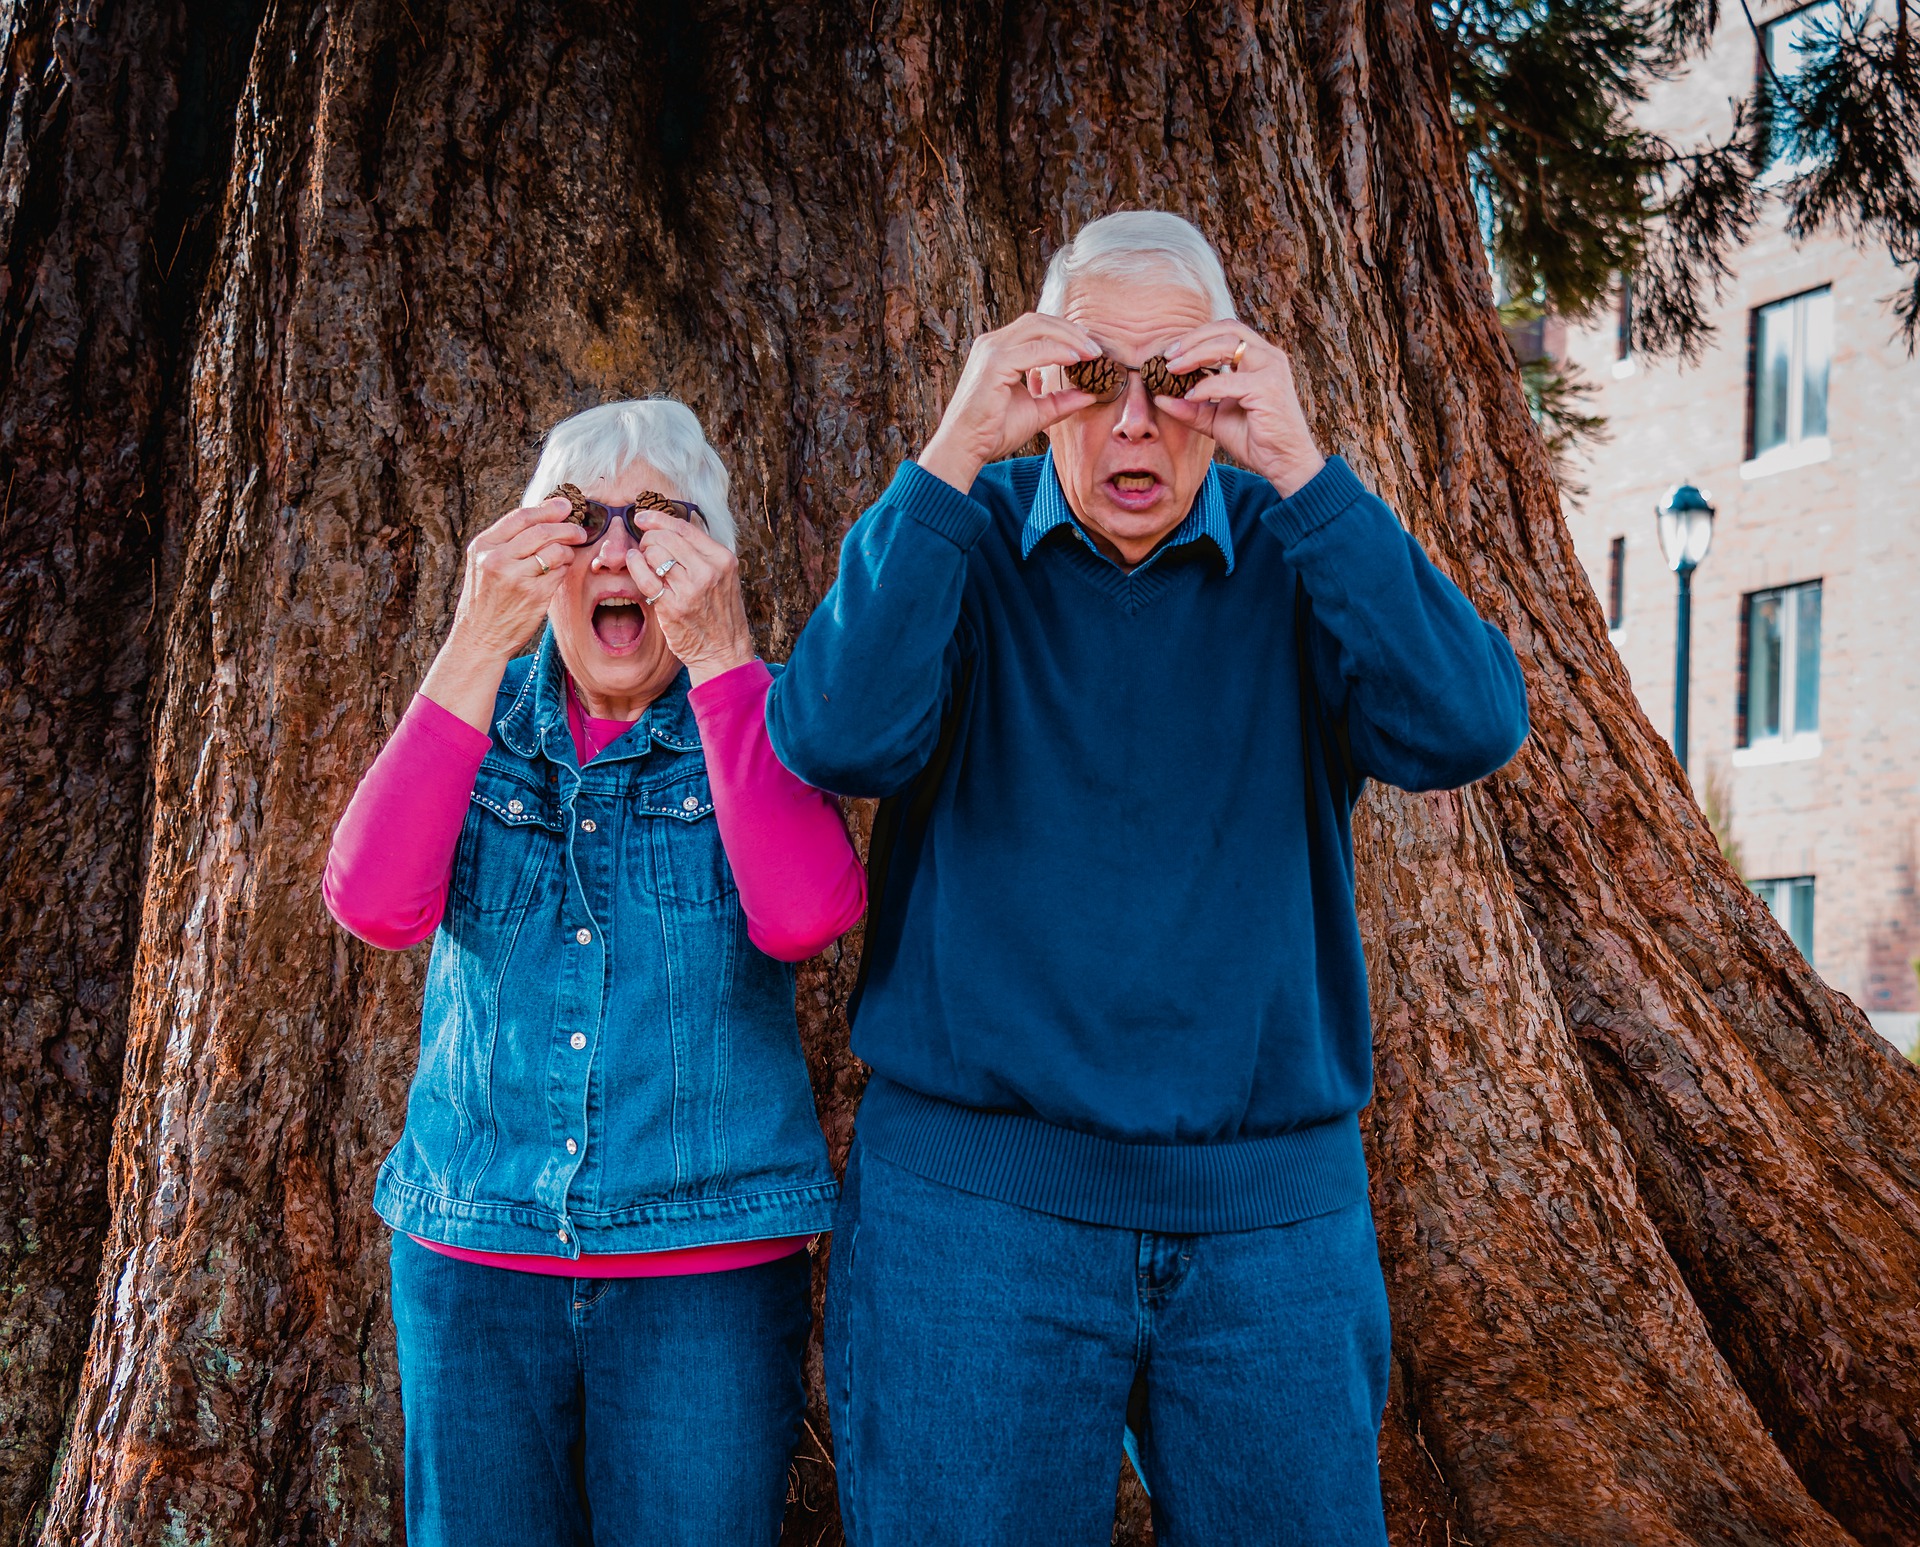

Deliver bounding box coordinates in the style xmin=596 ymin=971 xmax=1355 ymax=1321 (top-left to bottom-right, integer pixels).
xmin=557 ymin=1229 xmax=569 ymax=1244
xmin=507 ymin=799 xmax=524 ymax=814
xmin=682 ymin=796 xmax=699 ymax=811
xmin=575 ymin=927 xmax=591 ymax=944
xmin=566 ymin=1138 xmax=578 ymax=1155
xmin=570 ymin=1032 xmax=587 ymax=1050
xmin=580 ymin=818 xmax=596 ymax=832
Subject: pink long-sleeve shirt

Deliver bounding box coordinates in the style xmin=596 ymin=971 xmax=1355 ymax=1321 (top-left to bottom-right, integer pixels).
xmin=324 ymin=659 xmax=864 ymax=1277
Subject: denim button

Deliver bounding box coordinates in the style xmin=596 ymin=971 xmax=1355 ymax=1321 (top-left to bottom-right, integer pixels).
xmin=570 ymin=1032 xmax=587 ymax=1050
xmin=682 ymin=796 xmax=699 ymax=811
xmin=580 ymin=819 xmax=596 ymax=832
xmin=575 ymin=927 xmax=591 ymax=944
xmin=557 ymin=1229 xmax=569 ymax=1244
xmin=507 ymin=799 xmax=524 ymax=814
xmin=566 ymin=1138 xmax=578 ymax=1154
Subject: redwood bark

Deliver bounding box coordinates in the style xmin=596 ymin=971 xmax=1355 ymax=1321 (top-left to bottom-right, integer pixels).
xmin=0 ymin=3 xmax=255 ymax=1538
xmin=6 ymin=3 xmax=1915 ymax=1546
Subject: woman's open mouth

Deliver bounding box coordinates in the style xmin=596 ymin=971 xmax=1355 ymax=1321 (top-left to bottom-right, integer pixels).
xmin=591 ymin=596 xmax=646 ymax=653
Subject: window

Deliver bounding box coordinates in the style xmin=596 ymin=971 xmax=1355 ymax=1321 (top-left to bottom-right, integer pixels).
xmin=1606 ymin=536 xmax=1626 ymax=630
xmin=1739 ymin=580 xmax=1821 ymax=754
xmin=1750 ymin=875 xmax=1815 ymax=961
xmin=1747 ymin=286 xmax=1832 ymax=465
xmin=1760 ymin=2 xmax=1840 ymax=174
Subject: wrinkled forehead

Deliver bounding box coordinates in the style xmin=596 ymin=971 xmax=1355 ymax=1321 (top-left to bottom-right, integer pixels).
xmin=1058 ymin=271 xmax=1215 ymax=360
xmin=579 ymin=460 xmax=681 ymax=505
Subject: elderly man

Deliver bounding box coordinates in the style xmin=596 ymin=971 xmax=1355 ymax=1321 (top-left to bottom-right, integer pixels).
xmin=767 ymin=211 xmax=1528 ymax=1546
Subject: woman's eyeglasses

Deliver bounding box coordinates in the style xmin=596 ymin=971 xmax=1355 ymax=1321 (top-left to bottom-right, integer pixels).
xmin=1063 ymin=354 xmax=1220 ymax=404
xmin=549 ymin=483 xmax=707 ymax=542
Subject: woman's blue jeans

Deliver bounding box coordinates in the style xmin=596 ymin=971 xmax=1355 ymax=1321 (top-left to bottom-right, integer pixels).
xmin=389 ymin=1232 xmax=810 ymax=1546
xmin=826 ymin=1140 xmax=1392 ymax=1546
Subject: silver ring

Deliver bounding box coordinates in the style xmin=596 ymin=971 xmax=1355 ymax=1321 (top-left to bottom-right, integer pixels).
xmin=642 ymin=589 xmax=661 ymax=606
xmin=533 ymin=554 xmax=551 ymax=575
xmin=652 ymin=557 xmax=678 ymax=579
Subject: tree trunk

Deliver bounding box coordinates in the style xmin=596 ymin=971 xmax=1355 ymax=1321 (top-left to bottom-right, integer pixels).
xmin=3 ymin=2 xmax=1914 ymax=1544
xmin=0 ymin=3 xmax=258 ymax=1537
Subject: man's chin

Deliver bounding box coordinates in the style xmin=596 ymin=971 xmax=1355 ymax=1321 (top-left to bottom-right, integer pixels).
xmin=1087 ymin=492 xmax=1178 ymax=541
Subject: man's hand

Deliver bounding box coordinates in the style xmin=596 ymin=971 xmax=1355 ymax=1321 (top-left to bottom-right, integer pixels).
xmin=917 ymin=313 xmax=1102 ymax=494
xmin=1157 ymin=323 xmax=1326 ymax=498
xmin=630 ymin=512 xmax=758 ymax=686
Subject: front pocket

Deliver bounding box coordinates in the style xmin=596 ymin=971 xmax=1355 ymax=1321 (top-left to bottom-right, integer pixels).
xmin=450 ymin=765 xmax=563 ymax=916
xmin=637 ymin=770 xmax=737 ymax=907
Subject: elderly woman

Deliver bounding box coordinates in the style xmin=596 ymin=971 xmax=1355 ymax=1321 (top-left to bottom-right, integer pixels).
xmin=324 ymin=399 xmax=864 ymax=1547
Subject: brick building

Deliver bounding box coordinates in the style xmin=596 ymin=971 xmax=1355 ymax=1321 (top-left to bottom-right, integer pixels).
xmin=1555 ymin=0 xmax=1920 ymax=1054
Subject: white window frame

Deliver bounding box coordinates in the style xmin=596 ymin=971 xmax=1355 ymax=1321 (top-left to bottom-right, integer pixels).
xmin=1742 ymin=286 xmax=1833 ymax=479
xmin=1757 ymin=1 xmax=1841 ymax=185
xmin=1734 ymin=580 xmax=1822 ymax=765
xmin=1749 ymin=875 xmax=1816 ymax=963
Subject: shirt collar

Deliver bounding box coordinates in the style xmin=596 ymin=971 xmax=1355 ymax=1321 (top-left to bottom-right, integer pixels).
xmin=1020 ymin=452 xmax=1234 ymax=574
xmin=496 ymin=624 xmax=702 ymax=764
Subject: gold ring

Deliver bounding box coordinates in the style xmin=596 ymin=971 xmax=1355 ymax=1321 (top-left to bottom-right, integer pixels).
xmin=534 ymin=554 xmax=551 ymax=575
xmin=1230 ymin=340 xmax=1248 ymax=370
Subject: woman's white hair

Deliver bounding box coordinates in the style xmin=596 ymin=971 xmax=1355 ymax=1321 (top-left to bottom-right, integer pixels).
xmin=1036 ymin=210 xmax=1237 ymax=322
xmin=520 ymin=398 xmax=736 ymax=552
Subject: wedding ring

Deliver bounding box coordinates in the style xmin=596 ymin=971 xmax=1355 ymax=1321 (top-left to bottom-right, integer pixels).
xmin=653 ymin=557 xmax=678 ymax=578
xmin=534 ymin=554 xmax=551 ymax=575
xmin=642 ymin=590 xmax=661 ymax=605
xmin=1230 ymin=340 xmax=1248 ymax=371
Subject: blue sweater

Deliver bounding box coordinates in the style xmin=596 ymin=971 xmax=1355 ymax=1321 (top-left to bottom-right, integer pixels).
xmin=767 ymin=453 xmax=1528 ymax=1232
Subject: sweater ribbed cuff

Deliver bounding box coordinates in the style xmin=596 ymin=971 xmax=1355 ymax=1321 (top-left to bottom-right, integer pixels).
xmin=1258 ymin=454 xmax=1369 ymax=549
xmin=889 ymin=459 xmax=994 ymax=550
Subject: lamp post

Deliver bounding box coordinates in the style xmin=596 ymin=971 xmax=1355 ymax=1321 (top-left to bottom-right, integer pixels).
xmin=1656 ymin=483 xmax=1717 ymax=773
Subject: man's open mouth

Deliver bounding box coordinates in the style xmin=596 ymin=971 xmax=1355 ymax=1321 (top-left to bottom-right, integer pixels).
xmin=1106 ymin=471 xmax=1162 ymax=508
xmin=592 ymin=596 xmax=645 ymax=652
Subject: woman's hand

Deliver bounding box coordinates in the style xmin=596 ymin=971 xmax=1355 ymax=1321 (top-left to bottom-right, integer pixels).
xmin=916 ymin=313 xmax=1102 ymax=495
xmin=420 ymin=497 xmax=586 ymax=733
xmin=1156 ymin=323 xmax=1326 ymax=498
xmin=446 ymin=496 xmax=586 ymax=656
xmin=629 ymin=513 xmax=758 ymax=686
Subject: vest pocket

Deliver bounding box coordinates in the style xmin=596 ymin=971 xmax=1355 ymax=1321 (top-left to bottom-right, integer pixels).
xmin=637 ymin=771 xmax=737 ymax=907
xmin=450 ymin=765 xmax=561 ymax=916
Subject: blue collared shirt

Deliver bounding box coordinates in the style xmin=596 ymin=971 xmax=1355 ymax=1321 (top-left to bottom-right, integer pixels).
xmin=1020 ymin=451 xmax=1235 ymax=574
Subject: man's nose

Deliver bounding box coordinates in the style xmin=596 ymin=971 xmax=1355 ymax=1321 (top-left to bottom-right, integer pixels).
xmin=1113 ymin=370 xmax=1159 ymax=441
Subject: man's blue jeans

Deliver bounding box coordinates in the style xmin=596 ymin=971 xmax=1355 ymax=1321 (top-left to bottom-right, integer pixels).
xmin=389 ymin=1233 xmax=810 ymax=1546
xmin=825 ymin=1139 xmax=1391 ymax=1546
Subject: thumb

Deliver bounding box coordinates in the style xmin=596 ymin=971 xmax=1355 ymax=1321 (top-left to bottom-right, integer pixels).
xmin=1030 ymin=388 xmax=1096 ymax=431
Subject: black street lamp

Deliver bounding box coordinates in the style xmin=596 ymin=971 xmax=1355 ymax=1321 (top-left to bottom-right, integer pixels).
xmin=1656 ymin=483 xmax=1717 ymax=773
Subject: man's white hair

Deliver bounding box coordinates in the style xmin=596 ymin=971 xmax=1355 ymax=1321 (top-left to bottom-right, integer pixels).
xmin=1036 ymin=210 xmax=1237 ymax=322
xmin=521 ymin=398 xmax=736 ymax=552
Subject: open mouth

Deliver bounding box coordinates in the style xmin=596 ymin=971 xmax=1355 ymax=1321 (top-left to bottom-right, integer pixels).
xmin=591 ymin=596 xmax=646 ymax=653
xmin=1105 ymin=470 xmax=1162 ymax=509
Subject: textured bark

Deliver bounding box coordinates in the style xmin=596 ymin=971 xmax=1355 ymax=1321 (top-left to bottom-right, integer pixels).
xmin=0 ymin=3 xmax=257 ymax=1538
xmin=0 ymin=2 xmax=1913 ymax=1545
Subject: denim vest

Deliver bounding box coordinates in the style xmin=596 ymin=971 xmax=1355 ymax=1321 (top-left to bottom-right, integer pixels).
xmin=374 ymin=627 xmax=839 ymax=1259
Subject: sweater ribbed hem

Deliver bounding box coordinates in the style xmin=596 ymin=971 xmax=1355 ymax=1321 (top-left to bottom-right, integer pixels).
xmin=1259 ymin=454 xmax=1369 ymax=549
xmin=857 ymin=1077 xmax=1370 ymax=1233
xmin=891 ymin=460 xmax=994 ymax=549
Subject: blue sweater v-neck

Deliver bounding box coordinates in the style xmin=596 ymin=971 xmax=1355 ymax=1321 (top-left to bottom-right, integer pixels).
xmin=768 ymin=453 xmax=1528 ymax=1232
